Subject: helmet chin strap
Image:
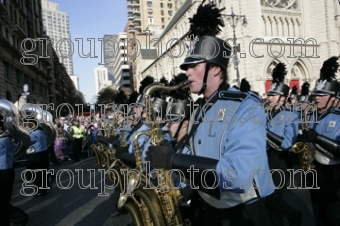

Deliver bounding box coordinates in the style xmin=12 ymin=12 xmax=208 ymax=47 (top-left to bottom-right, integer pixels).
xmin=199 ymin=62 xmax=210 ymax=95
xmin=318 ymin=96 xmax=333 ymax=113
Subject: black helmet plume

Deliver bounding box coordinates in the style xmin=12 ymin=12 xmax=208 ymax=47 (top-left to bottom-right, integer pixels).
xmin=129 ymin=91 xmax=139 ymax=104
xmin=290 ymin=86 xmax=298 ymax=100
xmin=169 ymin=73 xmax=191 ymax=100
xmin=301 ymin=82 xmax=310 ymax=96
xmin=115 ymin=90 xmax=128 ymax=114
xmin=154 ymin=76 xmax=169 ymax=99
xmin=320 ymin=56 xmax=339 ymax=80
xmin=312 ymin=56 xmax=340 ymax=96
xmin=300 ymin=82 xmax=312 ymax=103
xmin=188 ymin=1 xmax=225 ymax=38
xmin=272 ymin=63 xmax=286 ymax=83
xmin=166 ymin=73 xmax=191 ymax=122
xmin=240 ymin=78 xmax=251 ymax=92
xmin=139 ymin=76 xmax=154 ymax=94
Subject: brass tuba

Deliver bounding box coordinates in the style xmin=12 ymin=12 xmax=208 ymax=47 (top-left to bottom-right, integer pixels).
xmin=0 ymin=99 xmax=31 ymax=159
xmin=291 ymin=104 xmax=316 ymax=171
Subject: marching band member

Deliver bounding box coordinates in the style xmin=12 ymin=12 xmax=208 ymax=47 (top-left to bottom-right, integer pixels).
xmin=332 ymin=83 xmax=340 ymax=108
xmin=146 ymin=2 xmax=273 ymax=225
xmin=303 ymin=56 xmax=340 ymax=226
xmin=289 ymin=86 xmax=299 ymax=107
xmin=166 ymin=73 xmax=192 ymax=147
xmin=24 ymin=106 xmax=52 ymax=197
xmin=0 ymin=104 xmax=29 ymax=226
xmin=299 ymin=82 xmax=313 ymax=111
xmin=265 ymin=63 xmax=302 ymax=226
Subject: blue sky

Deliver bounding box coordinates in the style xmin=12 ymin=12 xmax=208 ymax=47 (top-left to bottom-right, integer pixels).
xmin=52 ymin=0 xmax=127 ymax=103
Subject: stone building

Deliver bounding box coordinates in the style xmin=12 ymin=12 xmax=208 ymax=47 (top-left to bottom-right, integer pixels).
xmin=136 ymin=0 xmax=340 ymax=97
xmin=0 ymin=0 xmax=82 ymax=116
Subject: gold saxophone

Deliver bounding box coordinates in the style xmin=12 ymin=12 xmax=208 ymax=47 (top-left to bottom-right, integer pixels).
xmin=144 ymin=81 xmax=189 ymax=225
xmin=291 ymin=104 xmax=316 ymax=171
xmin=118 ymin=81 xmax=189 ymax=226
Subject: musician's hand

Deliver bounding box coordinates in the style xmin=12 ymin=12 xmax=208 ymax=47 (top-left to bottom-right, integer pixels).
xmin=114 ymin=146 xmax=128 ymax=159
xmin=145 ymin=145 xmax=175 ymax=170
xmin=177 ymin=186 xmax=193 ymax=206
xmin=112 ymin=139 xmax=121 ymax=149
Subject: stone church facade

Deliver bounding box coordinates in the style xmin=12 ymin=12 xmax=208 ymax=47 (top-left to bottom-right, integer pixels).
xmin=134 ymin=0 xmax=340 ymax=97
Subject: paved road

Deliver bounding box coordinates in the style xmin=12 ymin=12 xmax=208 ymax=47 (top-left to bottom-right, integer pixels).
xmin=12 ymin=157 xmax=132 ymax=226
xmin=11 ymin=157 xmax=316 ymax=226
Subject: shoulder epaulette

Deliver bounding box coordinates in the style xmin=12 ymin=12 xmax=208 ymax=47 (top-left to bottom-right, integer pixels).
xmin=218 ymin=90 xmax=247 ymax=102
xmin=330 ymin=108 xmax=340 ymax=115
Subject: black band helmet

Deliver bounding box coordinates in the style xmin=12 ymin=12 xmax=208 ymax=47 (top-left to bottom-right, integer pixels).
xmin=180 ymin=35 xmax=231 ymax=71
xmin=267 ymin=63 xmax=290 ymax=97
xmin=166 ymin=98 xmax=191 ymax=123
xmin=151 ymin=97 xmax=168 ymax=119
xmin=179 ymin=2 xmax=231 ymax=94
xmin=312 ymin=56 xmax=339 ymax=96
xmin=336 ymin=81 xmax=340 ymax=99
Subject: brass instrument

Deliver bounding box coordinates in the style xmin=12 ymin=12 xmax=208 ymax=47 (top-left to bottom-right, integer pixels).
xmin=291 ymin=104 xmax=315 ymax=171
xmin=0 ymin=99 xmax=31 ymax=159
xmin=119 ymin=81 xmax=189 ymax=226
xmin=119 ymin=116 xmax=128 ymax=148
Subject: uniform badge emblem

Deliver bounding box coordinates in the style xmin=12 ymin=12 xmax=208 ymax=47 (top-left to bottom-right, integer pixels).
xmin=279 ymin=115 xmax=284 ymax=121
xmin=218 ymin=109 xmax=226 ymax=122
xmin=316 ymin=80 xmax=327 ymax=90
xmin=329 ymin=121 xmax=336 ymax=128
xmin=270 ymin=83 xmax=276 ymax=91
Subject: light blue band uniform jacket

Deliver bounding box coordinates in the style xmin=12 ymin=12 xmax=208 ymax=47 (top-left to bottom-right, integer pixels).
xmin=127 ymin=123 xmax=150 ymax=155
xmin=308 ymin=108 xmax=340 ymax=165
xmin=183 ymin=86 xmax=274 ymax=209
xmin=116 ymin=123 xmax=132 ymax=143
xmin=28 ymin=129 xmax=48 ymax=154
xmin=0 ymin=136 xmax=16 ymax=170
xmin=127 ymin=123 xmax=172 ymax=160
xmin=266 ymin=107 xmax=300 ymax=151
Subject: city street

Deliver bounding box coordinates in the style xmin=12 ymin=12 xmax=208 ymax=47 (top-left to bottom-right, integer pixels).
xmin=11 ymin=157 xmax=317 ymax=226
xmin=11 ymin=157 xmax=132 ymax=226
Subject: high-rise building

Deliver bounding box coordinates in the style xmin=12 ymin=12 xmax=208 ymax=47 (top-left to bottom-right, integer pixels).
xmin=103 ymin=34 xmax=117 ymax=85
xmin=0 ymin=0 xmax=53 ymax=104
xmin=41 ymin=0 xmax=74 ymax=75
xmin=70 ymin=75 xmax=79 ymax=90
xmin=127 ymin=0 xmax=175 ymax=34
xmin=112 ymin=32 xmax=131 ymax=90
xmin=94 ymin=65 xmax=112 ymax=94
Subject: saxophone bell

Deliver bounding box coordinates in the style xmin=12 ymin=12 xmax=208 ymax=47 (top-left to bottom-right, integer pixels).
xmin=291 ymin=104 xmax=316 ymax=171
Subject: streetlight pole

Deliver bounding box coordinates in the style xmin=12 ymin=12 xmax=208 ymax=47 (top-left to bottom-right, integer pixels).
xmin=223 ymin=6 xmax=247 ymax=87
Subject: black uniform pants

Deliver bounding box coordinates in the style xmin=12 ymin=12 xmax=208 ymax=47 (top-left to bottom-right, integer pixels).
xmin=0 ymin=168 xmax=28 ymax=226
xmin=0 ymin=168 xmax=14 ymax=226
xmin=189 ymin=191 xmax=269 ymax=226
xmin=72 ymin=138 xmax=83 ymax=161
xmin=26 ymin=151 xmax=50 ymax=192
xmin=309 ymin=162 xmax=340 ymax=226
xmin=265 ymin=150 xmax=301 ymax=226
